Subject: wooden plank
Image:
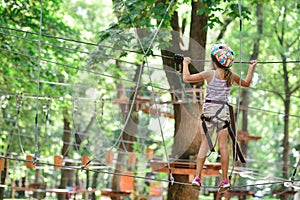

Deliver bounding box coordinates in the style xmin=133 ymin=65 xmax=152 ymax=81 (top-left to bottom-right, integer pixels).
xmin=237 ymin=130 xmax=261 ymax=143
xmin=153 ymin=167 xmax=219 ymax=177
xmin=0 ymin=157 xmax=4 ymax=171
xmin=46 ymin=189 xmax=70 ymax=194
xmin=150 ymin=161 xmax=221 ymax=177
xmin=101 ymin=189 xmax=131 ymax=197
xmin=120 ymin=172 xmax=134 ymax=191
xmin=150 ymin=161 xmax=221 ymax=170
xmin=12 ymin=187 xmax=97 ymax=194
xmin=208 ymin=189 xmax=257 ymax=200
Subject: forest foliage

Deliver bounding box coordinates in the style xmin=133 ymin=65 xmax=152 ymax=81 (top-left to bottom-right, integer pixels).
xmin=0 ymin=0 xmax=299 ymax=199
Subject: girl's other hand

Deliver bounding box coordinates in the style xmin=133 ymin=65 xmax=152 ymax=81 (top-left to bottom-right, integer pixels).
xmin=249 ymin=60 xmax=257 ymax=68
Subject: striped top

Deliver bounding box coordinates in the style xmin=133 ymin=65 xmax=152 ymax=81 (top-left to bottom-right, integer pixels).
xmin=204 ymin=70 xmax=231 ymax=106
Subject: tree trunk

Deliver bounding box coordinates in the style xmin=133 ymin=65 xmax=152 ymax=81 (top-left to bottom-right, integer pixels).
xmin=164 ymin=1 xmax=207 ymax=199
xmin=58 ymin=111 xmax=72 ymax=200
xmin=238 ymin=4 xmax=262 ymax=195
xmin=167 ymin=104 xmax=201 ymax=200
xmin=282 ymin=56 xmax=290 ymax=180
xmin=91 ymin=171 xmax=99 ymax=200
xmin=240 ymin=89 xmax=249 ymax=156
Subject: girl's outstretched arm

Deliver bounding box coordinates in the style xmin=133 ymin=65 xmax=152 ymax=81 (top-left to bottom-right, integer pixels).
xmin=182 ymin=57 xmax=207 ymax=83
xmin=233 ymin=60 xmax=258 ymax=87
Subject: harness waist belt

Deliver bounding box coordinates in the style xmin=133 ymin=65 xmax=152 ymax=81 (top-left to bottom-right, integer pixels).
xmin=205 ymin=99 xmax=228 ymax=104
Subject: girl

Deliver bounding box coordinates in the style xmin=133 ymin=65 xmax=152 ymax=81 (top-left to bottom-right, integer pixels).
xmin=182 ymin=44 xmax=257 ymax=193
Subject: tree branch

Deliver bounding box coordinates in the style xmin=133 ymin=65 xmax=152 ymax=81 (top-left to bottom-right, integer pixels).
xmin=287 ymin=34 xmax=299 ymax=48
xmin=291 ymin=83 xmax=300 ymax=94
xmin=216 ymin=17 xmax=234 ymax=41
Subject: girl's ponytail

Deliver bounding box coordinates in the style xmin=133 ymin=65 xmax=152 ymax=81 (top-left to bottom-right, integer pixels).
xmin=224 ymin=68 xmax=233 ymax=87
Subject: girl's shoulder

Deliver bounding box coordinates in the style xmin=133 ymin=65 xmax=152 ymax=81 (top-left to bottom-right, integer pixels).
xmin=202 ymin=70 xmax=214 ymax=76
xmin=202 ymin=70 xmax=214 ymax=83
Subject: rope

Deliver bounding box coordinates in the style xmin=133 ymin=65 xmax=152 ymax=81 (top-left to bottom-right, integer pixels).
xmin=290 ymin=158 xmax=300 ymax=183
xmin=229 ymin=0 xmax=244 ymax=180
xmin=32 ymin=0 xmax=43 ymax=164
xmin=2 ymin=88 xmax=300 ymax=120
xmin=1 ymin=155 xmax=300 ymax=189
xmin=16 ymin=94 xmax=25 ymax=155
xmin=3 ymin=65 xmax=300 ymax=101
xmin=0 ymin=26 xmax=142 ymax=55
xmin=1 ymin=27 xmax=299 ymax=64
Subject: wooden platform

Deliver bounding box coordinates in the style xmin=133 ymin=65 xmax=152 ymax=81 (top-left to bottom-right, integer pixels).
xmin=101 ymin=188 xmax=131 ymax=197
xmin=272 ymin=189 xmax=297 ymax=198
xmin=12 ymin=187 xmax=96 ymax=194
xmin=237 ymin=131 xmax=261 ymax=143
xmin=150 ymin=160 xmax=221 ymax=177
xmin=208 ymin=189 xmax=256 ymax=200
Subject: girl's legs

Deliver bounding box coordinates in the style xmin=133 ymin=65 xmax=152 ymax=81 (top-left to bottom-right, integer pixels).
xmin=196 ymin=134 xmax=210 ymax=179
xmin=217 ymin=128 xmax=229 ymax=181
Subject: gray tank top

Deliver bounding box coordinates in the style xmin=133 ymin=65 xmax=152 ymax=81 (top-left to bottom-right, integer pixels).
xmin=204 ymin=70 xmax=231 ymax=107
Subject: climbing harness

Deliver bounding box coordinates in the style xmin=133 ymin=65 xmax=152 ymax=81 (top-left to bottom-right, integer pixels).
xmin=200 ymin=100 xmax=246 ymax=163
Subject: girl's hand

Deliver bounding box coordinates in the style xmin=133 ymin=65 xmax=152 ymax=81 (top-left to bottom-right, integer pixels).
xmin=183 ymin=57 xmax=191 ymax=65
xmin=249 ymin=60 xmax=257 ymax=68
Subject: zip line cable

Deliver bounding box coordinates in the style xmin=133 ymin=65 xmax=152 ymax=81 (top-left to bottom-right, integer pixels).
xmin=0 ymin=26 xmax=142 ymax=55
xmin=1 ymin=45 xmax=299 ymax=106
xmin=1 ymin=88 xmax=300 ymax=119
xmin=1 ymin=26 xmax=300 ymax=64
xmin=0 ymin=47 xmax=136 ymax=84
xmin=0 ymin=30 xmax=181 ymax=75
xmin=0 ymin=57 xmax=300 ymax=101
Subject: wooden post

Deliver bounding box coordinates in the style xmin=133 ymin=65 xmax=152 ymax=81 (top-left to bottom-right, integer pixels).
xmin=5 ymin=158 xmax=9 ymax=186
xmin=128 ymin=152 xmax=136 ymax=165
xmin=105 ymin=151 xmax=114 ymax=165
xmin=146 ymin=148 xmax=153 ymax=160
xmin=54 ymin=155 xmax=63 ymax=169
xmin=120 ymin=172 xmax=134 ymax=199
xmin=26 ymin=155 xmax=35 ymax=169
xmin=25 ymin=168 xmax=29 ymax=188
xmin=81 ymin=155 xmax=90 ymax=169
xmin=0 ymin=157 xmax=4 ymax=171
xmin=11 ymin=160 xmax=16 ymax=200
